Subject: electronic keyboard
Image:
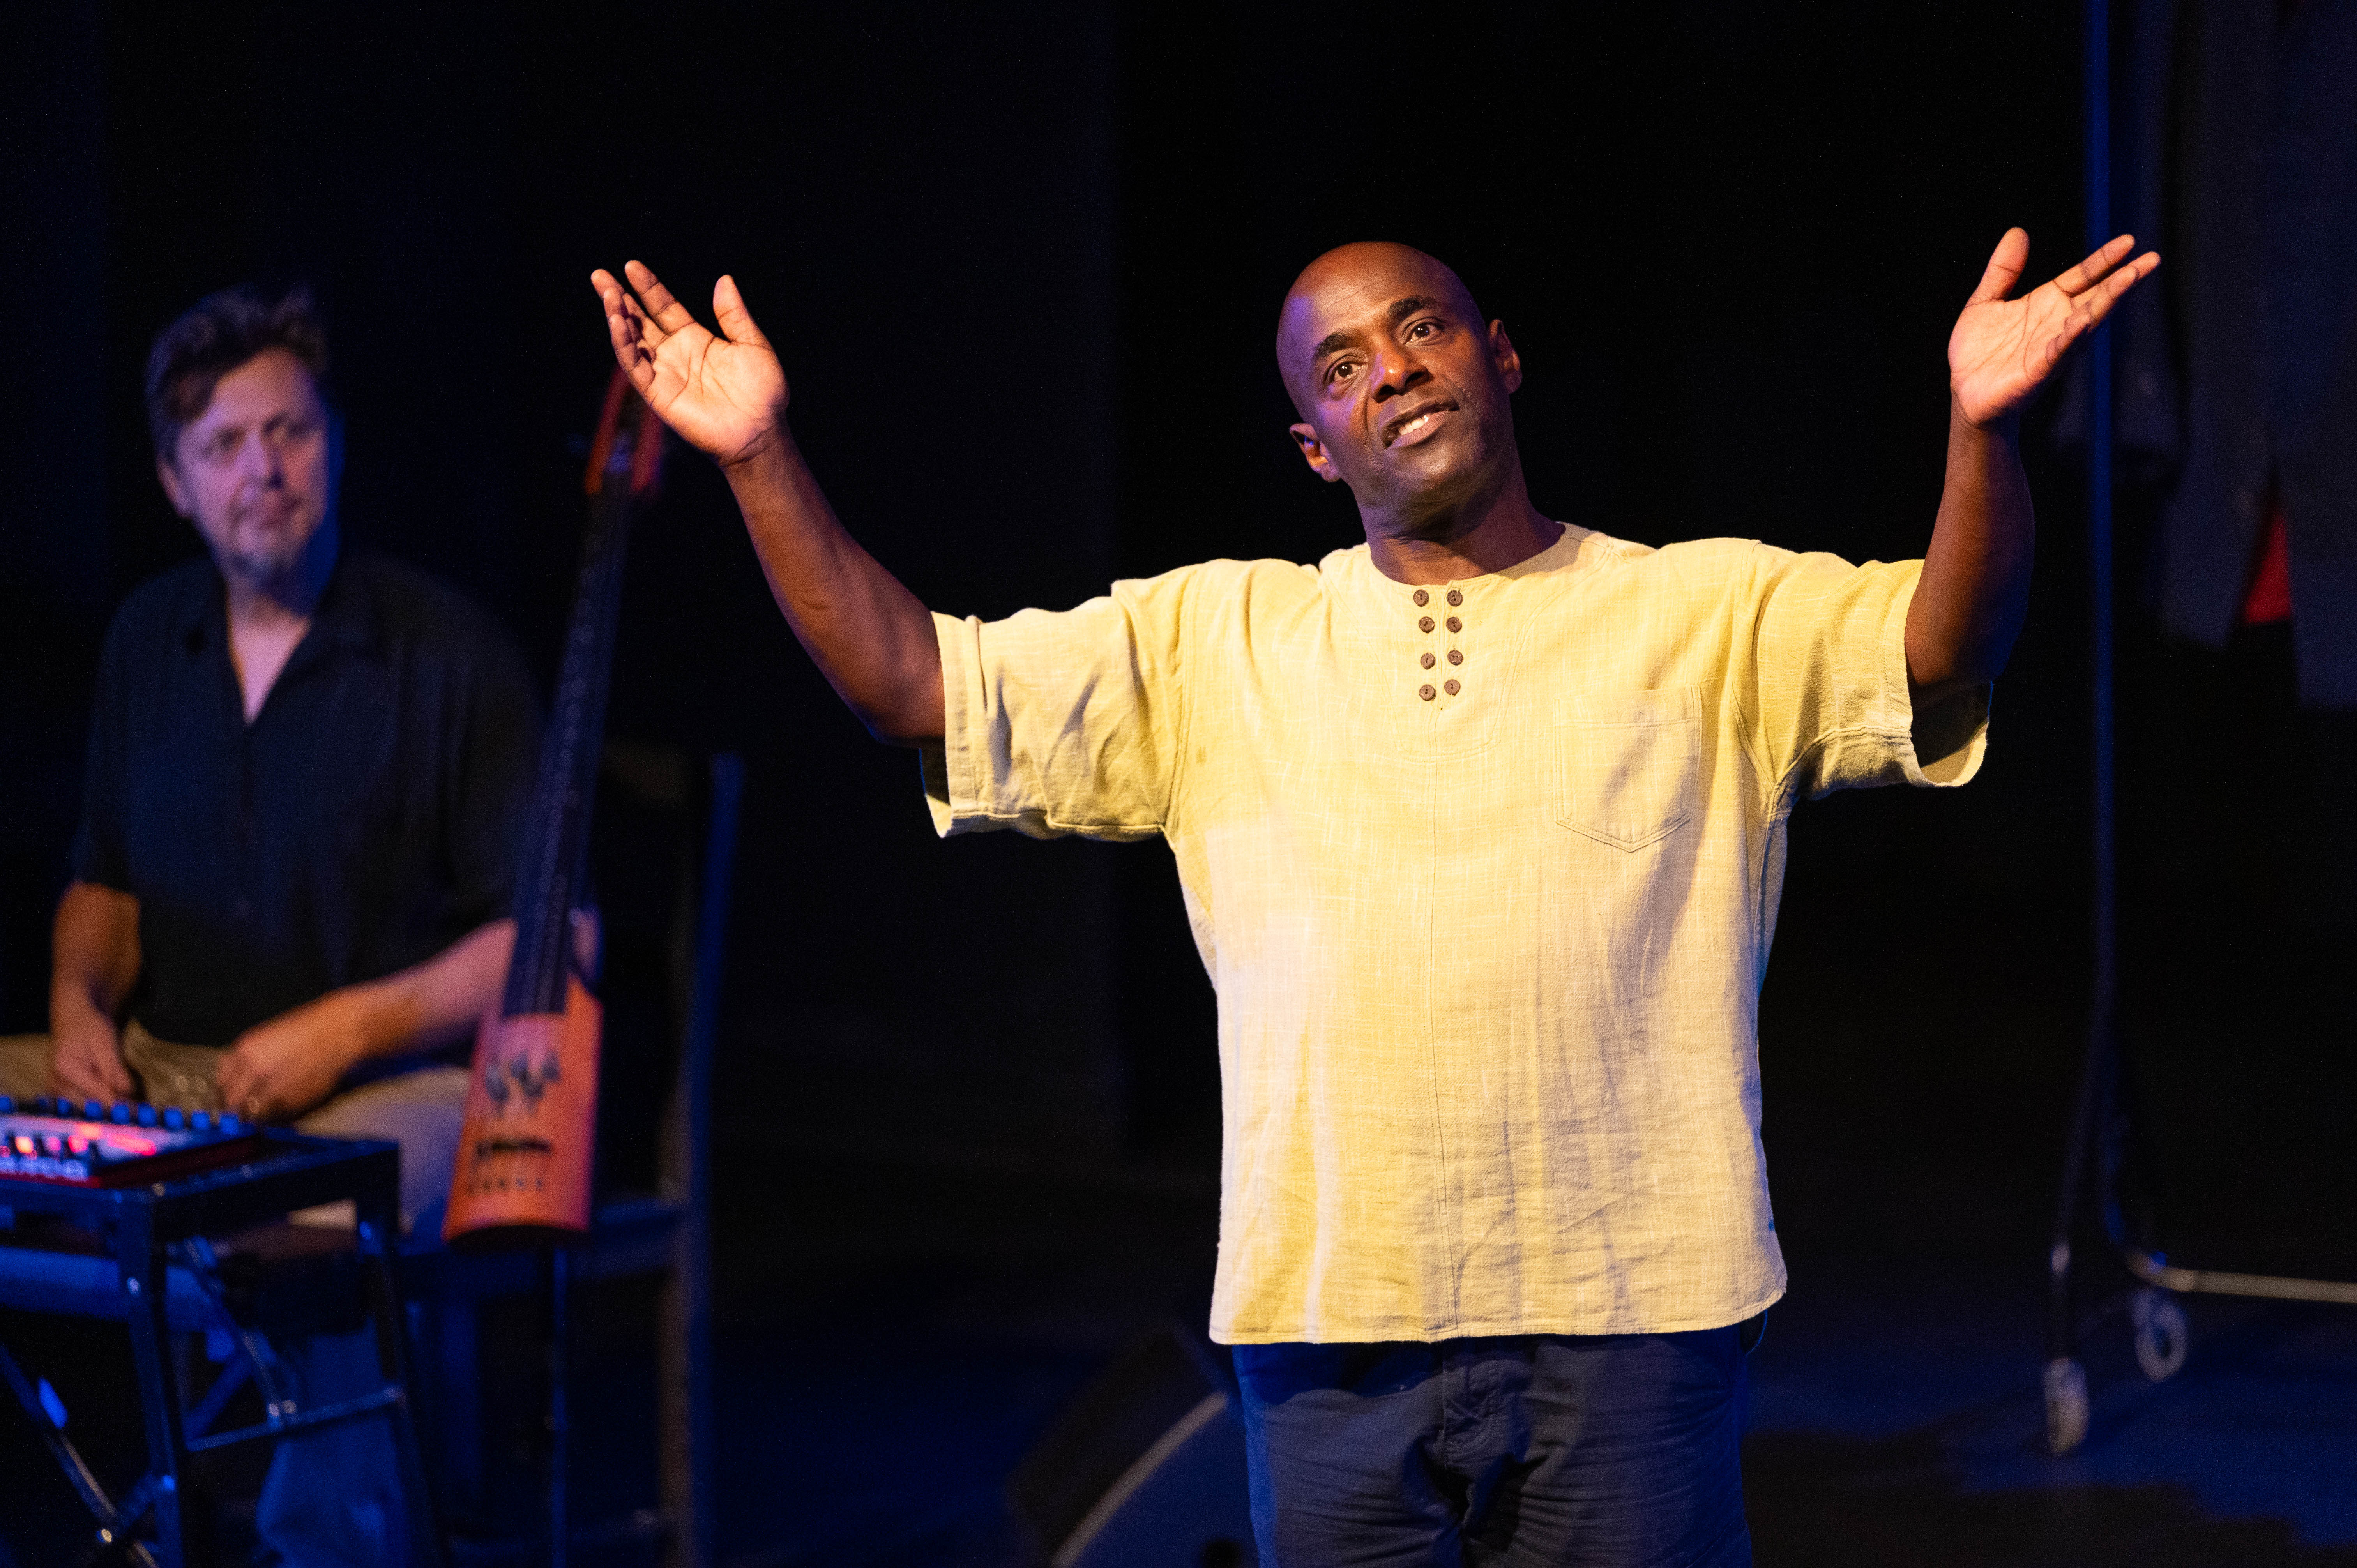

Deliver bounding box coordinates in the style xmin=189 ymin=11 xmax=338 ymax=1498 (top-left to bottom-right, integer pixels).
xmin=0 ymin=1094 xmax=267 ymax=1187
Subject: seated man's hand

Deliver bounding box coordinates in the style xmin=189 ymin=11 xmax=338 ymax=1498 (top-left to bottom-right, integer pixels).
xmin=216 ymin=991 xmax=374 ymax=1123
xmin=49 ymin=1014 xmax=134 ymax=1103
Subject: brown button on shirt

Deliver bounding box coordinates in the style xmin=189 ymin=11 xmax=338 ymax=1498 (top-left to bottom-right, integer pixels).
xmin=924 ymin=524 xmax=1989 ymax=1343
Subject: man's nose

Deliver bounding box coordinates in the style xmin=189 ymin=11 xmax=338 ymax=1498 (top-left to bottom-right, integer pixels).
xmin=237 ymin=432 xmax=286 ymax=484
xmin=1371 ymin=348 xmax=1430 ymax=402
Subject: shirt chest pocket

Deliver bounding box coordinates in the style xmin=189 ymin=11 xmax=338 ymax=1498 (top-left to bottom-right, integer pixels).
xmin=1551 ymin=687 xmax=1702 ymax=851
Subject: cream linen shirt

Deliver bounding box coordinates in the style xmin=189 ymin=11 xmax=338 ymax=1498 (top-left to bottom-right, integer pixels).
xmin=922 ymin=523 xmax=1988 ymax=1344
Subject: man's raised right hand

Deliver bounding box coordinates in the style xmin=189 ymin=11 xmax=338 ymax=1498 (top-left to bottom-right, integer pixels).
xmin=592 ymin=262 xmax=788 ymax=469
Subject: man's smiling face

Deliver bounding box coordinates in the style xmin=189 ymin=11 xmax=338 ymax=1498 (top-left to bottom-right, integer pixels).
xmin=1276 ymin=242 xmax=1523 ymax=526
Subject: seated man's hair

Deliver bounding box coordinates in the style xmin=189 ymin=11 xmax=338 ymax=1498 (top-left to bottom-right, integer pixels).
xmin=145 ymin=284 xmax=331 ymax=458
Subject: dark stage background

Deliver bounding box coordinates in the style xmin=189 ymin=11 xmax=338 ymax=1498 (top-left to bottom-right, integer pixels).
xmin=4 ymin=2 xmax=2352 ymax=1559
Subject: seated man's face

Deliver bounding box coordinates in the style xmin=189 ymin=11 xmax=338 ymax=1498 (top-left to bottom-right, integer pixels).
xmin=157 ymin=348 xmax=335 ymax=588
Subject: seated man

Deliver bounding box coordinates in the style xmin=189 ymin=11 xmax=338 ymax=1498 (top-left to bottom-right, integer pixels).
xmin=2 ymin=283 xmax=540 ymax=1220
xmin=0 ymin=284 xmax=541 ymax=1561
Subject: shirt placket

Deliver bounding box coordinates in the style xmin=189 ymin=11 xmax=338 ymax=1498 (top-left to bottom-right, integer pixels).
xmin=1409 ymin=585 xmax=1471 ymax=709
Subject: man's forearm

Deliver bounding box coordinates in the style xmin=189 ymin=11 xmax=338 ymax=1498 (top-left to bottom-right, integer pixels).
xmin=48 ymin=883 xmax=140 ymax=1098
xmin=216 ymin=919 xmax=515 ymax=1119
xmin=50 ymin=881 xmax=140 ymax=1029
xmin=725 ymin=436 xmax=945 ymax=743
xmin=1905 ymin=396 xmax=2034 ymax=695
xmin=335 ymin=918 xmax=515 ymax=1063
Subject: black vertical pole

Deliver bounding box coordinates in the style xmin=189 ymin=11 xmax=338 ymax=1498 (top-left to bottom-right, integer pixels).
xmin=2046 ymin=0 xmax=2114 ymax=1455
xmin=2085 ymin=0 xmax=2117 ymax=1150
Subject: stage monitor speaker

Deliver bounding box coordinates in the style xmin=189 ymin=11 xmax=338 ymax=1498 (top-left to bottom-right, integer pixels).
xmin=1008 ymin=1324 xmax=1256 ymax=1568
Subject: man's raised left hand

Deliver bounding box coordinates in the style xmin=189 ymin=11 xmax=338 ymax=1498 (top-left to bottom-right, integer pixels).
xmin=1948 ymin=228 xmax=2159 ymax=430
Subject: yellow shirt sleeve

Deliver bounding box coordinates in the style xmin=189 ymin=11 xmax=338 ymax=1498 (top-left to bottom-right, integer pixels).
xmin=920 ymin=566 xmax=1198 ymax=842
xmin=1732 ymin=544 xmax=1990 ymax=804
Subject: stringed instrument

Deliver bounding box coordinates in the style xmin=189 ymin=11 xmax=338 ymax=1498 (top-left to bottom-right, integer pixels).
xmin=444 ymin=372 xmax=663 ymax=1248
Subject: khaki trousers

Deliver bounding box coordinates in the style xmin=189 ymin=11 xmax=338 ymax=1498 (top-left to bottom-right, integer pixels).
xmin=0 ymin=1025 xmax=466 ymax=1232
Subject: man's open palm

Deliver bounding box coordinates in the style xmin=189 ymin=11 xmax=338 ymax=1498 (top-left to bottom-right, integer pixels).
xmin=1949 ymin=229 xmax=2159 ymax=429
xmin=592 ymin=261 xmax=787 ymax=468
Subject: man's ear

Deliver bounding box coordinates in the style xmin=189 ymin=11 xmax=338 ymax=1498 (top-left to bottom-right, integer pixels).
xmin=1490 ymin=320 xmax=1523 ymax=394
xmin=1290 ymin=422 xmax=1343 ymax=484
xmin=155 ymin=454 xmax=195 ymax=519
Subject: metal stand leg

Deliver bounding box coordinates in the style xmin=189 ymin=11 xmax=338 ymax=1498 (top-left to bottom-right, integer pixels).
xmin=355 ymin=1174 xmax=449 ymax=1568
xmin=545 ymin=1245 xmax=571 ymax=1568
xmin=2045 ymin=1043 xmax=2102 ymax=1453
xmin=656 ymin=750 xmax=737 ymax=1568
xmin=656 ymin=1234 xmax=709 ymax=1568
xmin=0 ymin=1338 xmax=160 ymax=1565
xmin=117 ymin=1211 xmax=185 ymax=1567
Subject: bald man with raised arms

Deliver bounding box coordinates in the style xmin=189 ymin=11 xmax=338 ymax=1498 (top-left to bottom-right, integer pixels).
xmin=593 ymin=231 xmax=2154 ymax=1566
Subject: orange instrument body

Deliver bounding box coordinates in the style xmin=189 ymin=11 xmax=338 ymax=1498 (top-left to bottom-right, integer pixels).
xmin=444 ymin=374 xmax=660 ymax=1249
xmin=444 ymin=975 xmax=603 ymax=1245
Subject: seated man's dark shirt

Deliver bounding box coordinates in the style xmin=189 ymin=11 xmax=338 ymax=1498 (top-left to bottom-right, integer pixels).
xmin=72 ymin=548 xmax=542 ymax=1050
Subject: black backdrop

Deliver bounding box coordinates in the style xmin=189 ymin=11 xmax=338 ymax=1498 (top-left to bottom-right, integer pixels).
xmin=11 ymin=0 xmax=2255 ymax=1300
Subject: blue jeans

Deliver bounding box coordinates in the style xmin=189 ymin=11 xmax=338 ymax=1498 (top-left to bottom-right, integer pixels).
xmin=1233 ymin=1328 xmax=1753 ymax=1568
xmin=253 ymin=1327 xmax=412 ymax=1567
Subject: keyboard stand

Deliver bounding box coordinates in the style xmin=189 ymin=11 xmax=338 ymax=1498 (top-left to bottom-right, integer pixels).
xmin=0 ymin=1130 xmax=443 ymax=1567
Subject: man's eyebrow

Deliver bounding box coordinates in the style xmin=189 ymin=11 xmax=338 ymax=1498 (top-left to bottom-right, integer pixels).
xmin=1385 ymin=294 xmax=1442 ymax=327
xmin=1307 ymin=295 xmax=1446 ymax=366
